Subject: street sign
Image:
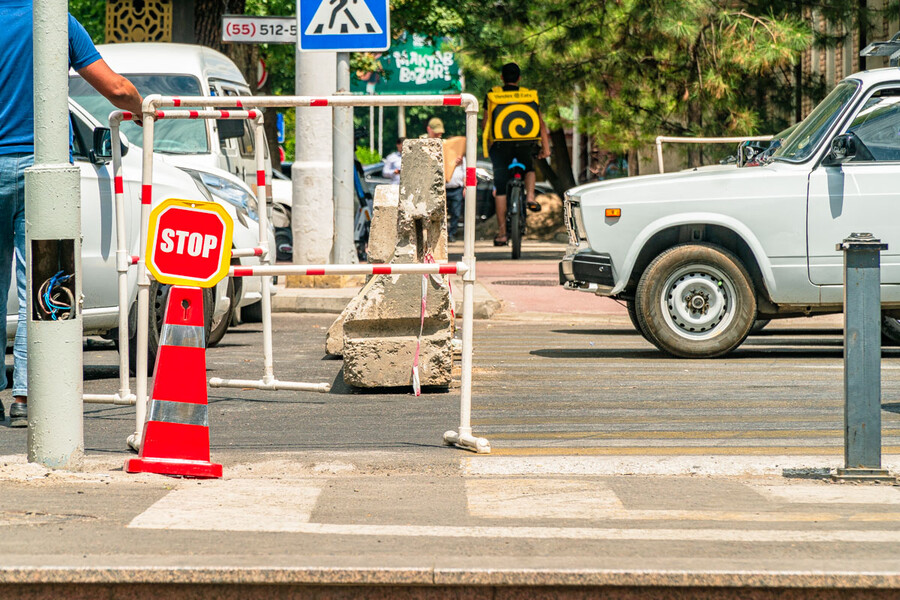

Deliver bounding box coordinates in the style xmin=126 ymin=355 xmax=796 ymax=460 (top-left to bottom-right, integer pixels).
xmin=298 ymin=0 xmax=389 ymax=52
xmin=222 ymin=16 xmax=298 ymax=44
xmin=352 ymin=33 xmax=461 ymax=95
xmin=146 ymin=199 xmax=234 ymax=288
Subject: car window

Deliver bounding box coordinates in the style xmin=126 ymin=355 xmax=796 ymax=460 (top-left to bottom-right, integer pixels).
xmin=846 ymin=88 xmax=900 ymax=162
xmin=69 ymin=74 xmax=209 ymax=154
xmin=70 ymin=112 xmax=92 ymax=161
xmin=773 ymin=80 xmax=859 ymax=163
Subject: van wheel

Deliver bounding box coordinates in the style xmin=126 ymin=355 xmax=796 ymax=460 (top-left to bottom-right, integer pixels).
xmin=635 ymin=244 xmax=756 ymax=358
xmin=128 ymin=281 xmax=213 ymax=375
xmin=241 ymin=301 xmax=263 ymax=323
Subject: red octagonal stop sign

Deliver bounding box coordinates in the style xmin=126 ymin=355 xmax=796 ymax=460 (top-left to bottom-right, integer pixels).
xmin=146 ymin=199 xmax=234 ymax=288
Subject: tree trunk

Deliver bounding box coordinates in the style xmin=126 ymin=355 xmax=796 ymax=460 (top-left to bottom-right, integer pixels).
xmin=193 ymin=0 xmax=257 ymax=85
xmin=546 ymin=128 xmax=576 ymax=195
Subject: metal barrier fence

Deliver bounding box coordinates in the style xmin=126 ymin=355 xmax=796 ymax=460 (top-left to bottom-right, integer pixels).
xmin=102 ymin=93 xmax=490 ymax=455
xmin=654 ymin=135 xmax=774 ymax=174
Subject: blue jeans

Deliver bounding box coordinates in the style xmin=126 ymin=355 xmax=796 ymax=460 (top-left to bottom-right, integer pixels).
xmin=447 ymin=185 xmax=464 ymax=240
xmin=0 ymin=153 xmax=32 ymax=397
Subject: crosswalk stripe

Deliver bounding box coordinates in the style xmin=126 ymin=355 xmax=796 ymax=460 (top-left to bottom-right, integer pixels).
xmin=129 ymin=479 xmax=320 ymax=531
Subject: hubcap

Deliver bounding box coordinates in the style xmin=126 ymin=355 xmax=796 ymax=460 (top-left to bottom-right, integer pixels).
xmin=659 ymin=264 xmax=736 ymax=340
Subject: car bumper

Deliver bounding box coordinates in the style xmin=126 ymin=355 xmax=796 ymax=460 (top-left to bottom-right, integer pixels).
xmin=559 ymin=251 xmax=615 ymax=294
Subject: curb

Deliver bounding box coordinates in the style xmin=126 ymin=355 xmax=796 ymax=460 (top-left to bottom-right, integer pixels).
xmin=271 ymin=281 xmax=503 ymax=319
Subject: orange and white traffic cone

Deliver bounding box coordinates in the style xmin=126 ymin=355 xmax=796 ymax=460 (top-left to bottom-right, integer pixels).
xmin=125 ymin=286 xmax=222 ymax=478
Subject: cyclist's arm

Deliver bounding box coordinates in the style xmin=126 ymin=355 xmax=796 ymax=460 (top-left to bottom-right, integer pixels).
xmin=537 ymin=116 xmax=551 ymax=160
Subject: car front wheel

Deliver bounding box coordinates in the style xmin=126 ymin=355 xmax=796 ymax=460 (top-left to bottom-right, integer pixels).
xmin=635 ymin=244 xmax=756 ymax=358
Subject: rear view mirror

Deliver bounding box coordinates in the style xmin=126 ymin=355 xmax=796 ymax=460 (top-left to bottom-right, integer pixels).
xmin=823 ymin=133 xmax=857 ymax=166
xmin=90 ymin=127 xmax=128 ymax=164
xmin=217 ymin=119 xmax=245 ymax=141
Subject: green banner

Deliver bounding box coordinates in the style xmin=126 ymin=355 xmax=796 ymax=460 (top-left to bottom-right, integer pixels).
xmin=352 ymin=33 xmax=461 ymax=95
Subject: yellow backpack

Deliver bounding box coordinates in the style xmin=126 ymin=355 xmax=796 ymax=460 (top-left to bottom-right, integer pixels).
xmin=483 ymin=86 xmax=541 ymax=156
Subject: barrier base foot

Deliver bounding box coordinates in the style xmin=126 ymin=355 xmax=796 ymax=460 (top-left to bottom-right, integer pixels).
xmin=126 ymin=457 xmax=222 ymax=479
xmin=443 ymin=430 xmax=491 ymax=454
xmin=209 ymin=377 xmax=331 ymax=393
xmin=126 ymin=433 xmax=141 ymax=453
xmin=833 ymin=468 xmax=897 ymax=483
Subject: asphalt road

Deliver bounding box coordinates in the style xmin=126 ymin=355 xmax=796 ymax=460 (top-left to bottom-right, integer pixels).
xmin=5 ymin=311 xmax=899 ymax=457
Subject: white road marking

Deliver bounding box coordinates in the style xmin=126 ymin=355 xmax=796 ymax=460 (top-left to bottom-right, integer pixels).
xmin=129 ymin=479 xmax=321 ymax=531
xmin=466 ymin=478 xmax=623 ymax=519
xmin=462 ymin=455 xmax=900 ymax=477
xmin=753 ymin=484 xmax=900 ymax=505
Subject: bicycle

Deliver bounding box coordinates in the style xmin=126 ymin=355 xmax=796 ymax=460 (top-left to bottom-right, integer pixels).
xmin=505 ymin=158 xmax=528 ymax=259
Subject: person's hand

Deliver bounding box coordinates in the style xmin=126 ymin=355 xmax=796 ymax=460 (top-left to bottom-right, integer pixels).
xmin=454 ymin=156 xmax=463 ymax=166
xmin=537 ymin=146 xmax=551 ymax=160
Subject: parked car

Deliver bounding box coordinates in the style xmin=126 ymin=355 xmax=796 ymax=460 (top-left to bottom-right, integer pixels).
xmin=68 ymin=44 xmax=277 ymax=324
xmin=560 ymin=67 xmax=900 ymax=358
xmin=7 ymin=100 xmax=231 ymax=372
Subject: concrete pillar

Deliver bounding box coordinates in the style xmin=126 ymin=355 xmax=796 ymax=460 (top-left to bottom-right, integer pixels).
xmin=26 ymin=0 xmax=84 ymax=468
xmin=291 ymin=48 xmax=336 ymax=269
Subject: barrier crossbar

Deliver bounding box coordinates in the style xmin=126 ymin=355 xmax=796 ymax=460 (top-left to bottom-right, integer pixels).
xmin=108 ymin=92 xmax=489 ymax=455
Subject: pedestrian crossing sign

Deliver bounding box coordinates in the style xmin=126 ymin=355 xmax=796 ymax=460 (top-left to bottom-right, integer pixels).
xmin=298 ymin=0 xmax=390 ymax=51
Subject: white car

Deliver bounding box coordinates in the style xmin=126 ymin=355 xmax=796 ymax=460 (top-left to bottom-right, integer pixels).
xmin=7 ymin=100 xmax=231 ymax=372
xmin=560 ymin=67 xmax=900 ymax=358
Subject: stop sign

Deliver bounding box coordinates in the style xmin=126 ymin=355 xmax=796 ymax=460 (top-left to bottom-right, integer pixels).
xmin=146 ymin=199 xmax=234 ymax=288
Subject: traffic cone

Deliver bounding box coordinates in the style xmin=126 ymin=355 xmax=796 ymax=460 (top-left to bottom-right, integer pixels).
xmin=125 ymin=286 xmax=222 ymax=478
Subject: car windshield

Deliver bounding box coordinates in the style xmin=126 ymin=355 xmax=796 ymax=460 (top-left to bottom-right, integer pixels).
xmin=772 ymin=80 xmax=859 ymax=162
xmin=69 ymin=74 xmax=209 ymax=154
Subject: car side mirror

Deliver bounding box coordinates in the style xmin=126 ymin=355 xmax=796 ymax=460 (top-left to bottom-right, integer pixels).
xmin=90 ymin=127 xmax=128 ymax=164
xmin=217 ymin=119 xmax=245 ymax=141
xmin=823 ymin=133 xmax=857 ymax=166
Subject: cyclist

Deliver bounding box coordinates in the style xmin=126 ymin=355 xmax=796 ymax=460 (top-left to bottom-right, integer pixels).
xmin=482 ymin=62 xmax=551 ymax=246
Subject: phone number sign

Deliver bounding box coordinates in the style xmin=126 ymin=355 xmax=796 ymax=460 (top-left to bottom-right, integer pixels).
xmin=222 ymin=16 xmax=298 ymax=44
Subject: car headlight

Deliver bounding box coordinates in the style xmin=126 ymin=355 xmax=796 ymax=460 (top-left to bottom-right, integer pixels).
xmin=181 ymin=169 xmax=259 ymax=222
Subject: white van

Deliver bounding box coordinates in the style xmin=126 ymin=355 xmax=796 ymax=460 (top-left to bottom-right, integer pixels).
xmin=69 ymin=42 xmax=280 ymax=321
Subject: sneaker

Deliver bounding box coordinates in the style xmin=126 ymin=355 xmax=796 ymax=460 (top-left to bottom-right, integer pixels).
xmin=9 ymin=402 xmax=26 ymax=428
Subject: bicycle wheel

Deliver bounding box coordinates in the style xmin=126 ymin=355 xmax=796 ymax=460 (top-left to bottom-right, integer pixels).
xmin=509 ymin=184 xmax=523 ymax=259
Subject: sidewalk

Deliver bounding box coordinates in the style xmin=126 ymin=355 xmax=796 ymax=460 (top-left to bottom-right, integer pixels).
xmin=2 ymin=451 xmax=900 ymax=594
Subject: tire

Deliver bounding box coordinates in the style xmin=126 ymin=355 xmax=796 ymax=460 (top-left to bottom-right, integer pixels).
xmin=635 ymin=244 xmax=756 ymax=358
xmin=750 ymin=319 xmax=771 ymax=335
xmin=206 ymin=276 xmax=234 ymax=348
xmin=509 ymin=186 xmax=523 ymax=260
xmin=242 ymin=300 xmax=263 ymax=323
xmin=882 ymin=314 xmax=900 ymax=346
xmin=128 ymin=281 xmax=213 ymax=375
xmin=626 ymin=297 xmax=653 ymax=342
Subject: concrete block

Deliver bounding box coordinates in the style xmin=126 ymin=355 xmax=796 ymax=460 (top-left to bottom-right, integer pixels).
xmin=334 ymin=139 xmax=454 ymax=387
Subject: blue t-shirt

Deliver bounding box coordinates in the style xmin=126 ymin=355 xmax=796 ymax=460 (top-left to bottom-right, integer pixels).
xmin=0 ymin=3 xmax=102 ymax=155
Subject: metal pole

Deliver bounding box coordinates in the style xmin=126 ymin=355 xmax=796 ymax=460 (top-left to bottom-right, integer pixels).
xmin=369 ymin=105 xmax=375 ymax=152
xmin=442 ymin=101 xmax=490 ymax=454
xmin=378 ymin=106 xmax=384 ymax=157
xmin=571 ymin=85 xmax=580 ymax=184
xmin=128 ymin=105 xmax=156 ymax=452
xmin=253 ymin=117 xmax=275 ymax=385
xmin=332 ymin=52 xmax=356 ymax=264
xmin=26 ymin=0 xmax=84 ymax=468
xmin=398 ymin=105 xmax=406 ymax=137
xmin=834 ymin=233 xmax=895 ymax=482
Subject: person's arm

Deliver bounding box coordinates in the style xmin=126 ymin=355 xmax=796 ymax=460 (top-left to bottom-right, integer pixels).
xmin=537 ymin=117 xmax=551 ymax=160
xmin=77 ymin=59 xmax=143 ymax=117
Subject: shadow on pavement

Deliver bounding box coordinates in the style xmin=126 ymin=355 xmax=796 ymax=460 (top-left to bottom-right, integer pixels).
xmin=551 ymin=328 xmax=640 ymax=336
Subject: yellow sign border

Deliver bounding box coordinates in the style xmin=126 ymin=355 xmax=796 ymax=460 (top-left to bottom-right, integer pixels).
xmin=146 ymin=198 xmax=234 ymax=288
